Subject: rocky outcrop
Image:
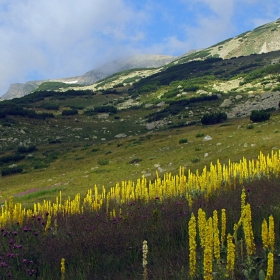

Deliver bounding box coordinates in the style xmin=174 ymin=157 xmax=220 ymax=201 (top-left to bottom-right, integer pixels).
xmin=226 ymin=92 xmax=280 ymax=118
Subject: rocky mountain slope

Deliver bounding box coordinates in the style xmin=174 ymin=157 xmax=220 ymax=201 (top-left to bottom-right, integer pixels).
xmin=174 ymin=18 xmax=280 ymax=65
xmin=3 ymin=18 xmax=280 ymax=100
xmin=2 ymin=54 xmax=176 ymax=100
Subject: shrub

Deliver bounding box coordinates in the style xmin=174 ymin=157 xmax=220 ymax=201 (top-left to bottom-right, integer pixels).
xmin=98 ymin=158 xmax=109 ymax=165
xmin=17 ymin=145 xmax=37 ymax=153
xmin=179 ymin=138 xmax=188 ymax=144
xmin=191 ymin=157 xmax=200 ymax=163
xmin=1 ymin=166 xmax=23 ymax=176
xmin=247 ymin=124 xmax=254 ymax=129
xmin=196 ymin=132 xmax=205 ymax=138
xmin=62 ymin=109 xmax=78 ymax=116
xmin=94 ymin=106 xmax=117 ymax=114
xmin=39 ymin=103 xmax=59 ymax=110
xmin=201 ymin=112 xmax=227 ymax=125
xmin=249 ymin=110 xmax=270 ymax=122
xmin=0 ymin=154 xmax=25 ymax=164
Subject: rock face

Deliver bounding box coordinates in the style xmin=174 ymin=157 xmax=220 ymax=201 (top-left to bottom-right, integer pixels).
xmin=2 ymin=54 xmax=177 ymax=100
xmin=226 ymin=92 xmax=280 ymax=118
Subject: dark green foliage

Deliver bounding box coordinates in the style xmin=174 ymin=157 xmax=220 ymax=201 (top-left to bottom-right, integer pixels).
xmin=179 ymin=138 xmax=188 ymax=144
xmin=0 ymin=105 xmax=54 ymax=119
xmin=0 ymin=111 xmax=6 ymax=118
xmin=146 ymin=95 xmax=218 ymax=122
xmin=0 ymin=154 xmax=25 ymax=164
xmin=48 ymin=139 xmax=62 ymax=144
xmin=138 ymin=82 xmax=159 ymax=93
xmin=201 ymin=111 xmax=227 ymax=125
xmin=38 ymin=103 xmax=59 ymax=110
xmin=272 ymin=85 xmax=280 ymax=91
xmin=196 ymin=132 xmax=205 ymax=137
xmin=17 ymin=145 xmax=37 ymax=153
xmin=36 ymin=112 xmax=55 ymax=119
xmin=62 ymin=109 xmax=78 ymax=116
xmin=1 ymin=166 xmax=23 ymax=176
xmin=93 ymin=106 xmax=117 ymax=114
xmin=241 ymin=63 xmax=280 ymax=84
xmin=98 ymin=158 xmax=109 ymax=165
xmin=250 ymin=110 xmax=270 ymax=122
xmin=247 ymin=124 xmax=254 ymax=129
xmin=103 ymin=89 xmax=119 ymax=95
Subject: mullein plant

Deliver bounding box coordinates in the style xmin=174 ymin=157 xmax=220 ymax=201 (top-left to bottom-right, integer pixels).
xmin=226 ymin=233 xmax=235 ymax=279
xmin=262 ymin=215 xmax=275 ymax=279
xmin=212 ymin=210 xmax=221 ymax=265
xmin=203 ymin=217 xmax=213 ymax=280
xmin=188 ymin=213 xmax=197 ymax=278
xmin=1 ymin=150 xmax=280 ymax=228
xmin=142 ymin=240 xmax=148 ymax=280
xmin=61 ymin=258 xmax=65 ymax=280
xmin=266 ymin=252 xmax=274 ymax=280
xmin=220 ymin=209 xmax=226 ymax=249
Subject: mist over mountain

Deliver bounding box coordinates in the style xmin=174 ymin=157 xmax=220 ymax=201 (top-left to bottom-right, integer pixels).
xmin=2 ymin=18 xmax=280 ymax=100
xmin=1 ymin=54 xmax=176 ymax=100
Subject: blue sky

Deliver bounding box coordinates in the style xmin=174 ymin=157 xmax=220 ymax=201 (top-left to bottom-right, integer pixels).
xmin=0 ymin=0 xmax=279 ymax=97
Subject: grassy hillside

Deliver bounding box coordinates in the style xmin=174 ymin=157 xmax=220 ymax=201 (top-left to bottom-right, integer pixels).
xmin=0 ymin=48 xmax=280 ymax=279
xmin=0 ymin=51 xmax=279 ymax=204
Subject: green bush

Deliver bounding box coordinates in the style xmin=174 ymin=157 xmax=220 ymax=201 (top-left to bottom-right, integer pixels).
xmin=196 ymin=132 xmax=205 ymax=138
xmin=201 ymin=112 xmax=227 ymax=125
xmin=247 ymin=124 xmax=254 ymax=129
xmin=98 ymin=158 xmax=109 ymax=165
xmin=18 ymin=145 xmax=37 ymax=153
xmin=94 ymin=106 xmax=117 ymax=114
xmin=62 ymin=109 xmax=78 ymax=116
xmin=38 ymin=103 xmax=59 ymax=110
xmin=1 ymin=166 xmax=23 ymax=176
xmin=179 ymin=138 xmax=188 ymax=144
xmin=0 ymin=154 xmax=25 ymax=164
xmin=249 ymin=110 xmax=270 ymax=122
xmin=191 ymin=157 xmax=200 ymax=163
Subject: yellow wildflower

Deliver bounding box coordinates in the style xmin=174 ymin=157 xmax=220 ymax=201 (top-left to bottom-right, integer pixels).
xmin=268 ymin=215 xmax=275 ymax=252
xmin=261 ymin=219 xmax=269 ymax=250
xmin=61 ymin=258 xmax=65 ymax=280
xmin=220 ymin=209 xmax=226 ymax=248
xmin=226 ymin=233 xmax=235 ymax=278
xmin=266 ymin=252 xmax=274 ymax=280
xmin=188 ymin=213 xmax=197 ymax=277
xmin=203 ymin=218 xmax=213 ymax=280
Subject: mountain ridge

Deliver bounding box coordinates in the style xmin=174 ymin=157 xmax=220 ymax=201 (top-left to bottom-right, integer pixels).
xmin=1 ymin=54 xmax=177 ymax=100
xmin=2 ymin=18 xmax=280 ymax=100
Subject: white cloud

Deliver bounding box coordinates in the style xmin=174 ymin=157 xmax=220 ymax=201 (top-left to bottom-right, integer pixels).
xmin=0 ymin=0 xmax=148 ymax=95
xmin=0 ymin=0 xmax=279 ymax=97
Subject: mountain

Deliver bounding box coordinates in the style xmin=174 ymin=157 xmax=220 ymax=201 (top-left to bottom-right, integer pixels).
xmin=173 ymin=18 xmax=280 ymax=65
xmin=2 ymin=18 xmax=280 ymax=101
xmin=2 ymin=54 xmax=176 ymax=100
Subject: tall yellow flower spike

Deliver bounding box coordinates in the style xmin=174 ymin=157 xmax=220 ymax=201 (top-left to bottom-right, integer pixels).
xmin=261 ymin=219 xmax=269 ymax=250
xmin=61 ymin=258 xmax=65 ymax=280
xmin=226 ymin=233 xmax=235 ymax=278
xmin=266 ymin=252 xmax=274 ymax=280
xmin=268 ymin=215 xmax=275 ymax=252
xmin=188 ymin=213 xmax=197 ymax=277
